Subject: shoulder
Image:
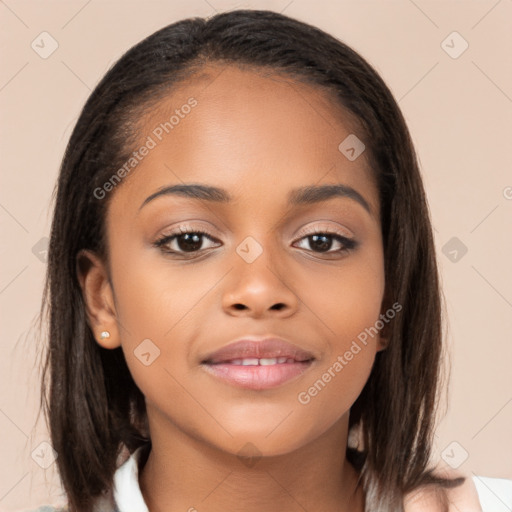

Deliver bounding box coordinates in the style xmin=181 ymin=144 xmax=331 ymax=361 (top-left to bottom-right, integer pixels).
xmin=404 ymin=467 xmax=483 ymax=512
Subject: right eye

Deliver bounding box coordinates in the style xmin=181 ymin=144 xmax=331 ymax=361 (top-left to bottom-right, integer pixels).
xmin=153 ymin=226 xmax=221 ymax=256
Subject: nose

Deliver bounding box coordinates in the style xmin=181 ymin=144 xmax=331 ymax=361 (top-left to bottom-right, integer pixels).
xmin=221 ymin=242 xmax=299 ymax=319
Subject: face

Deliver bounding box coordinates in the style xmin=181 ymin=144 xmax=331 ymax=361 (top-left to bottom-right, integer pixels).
xmin=81 ymin=64 xmax=387 ymax=457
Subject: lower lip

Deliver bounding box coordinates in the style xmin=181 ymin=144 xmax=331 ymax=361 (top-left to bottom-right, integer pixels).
xmin=200 ymin=360 xmax=314 ymax=390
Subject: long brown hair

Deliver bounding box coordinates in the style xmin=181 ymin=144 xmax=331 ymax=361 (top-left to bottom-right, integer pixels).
xmin=38 ymin=9 xmax=462 ymax=511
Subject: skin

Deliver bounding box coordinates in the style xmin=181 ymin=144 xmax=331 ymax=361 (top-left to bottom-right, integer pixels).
xmin=79 ymin=63 xmax=399 ymax=512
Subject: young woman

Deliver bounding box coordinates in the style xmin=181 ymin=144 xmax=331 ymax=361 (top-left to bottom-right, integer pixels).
xmin=34 ymin=9 xmax=489 ymax=512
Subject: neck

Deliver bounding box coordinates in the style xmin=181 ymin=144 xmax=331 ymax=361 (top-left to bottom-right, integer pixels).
xmin=138 ymin=406 xmax=365 ymax=512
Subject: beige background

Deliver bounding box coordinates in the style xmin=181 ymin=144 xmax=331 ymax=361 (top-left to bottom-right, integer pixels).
xmin=1 ymin=0 xmax=511 ymax=510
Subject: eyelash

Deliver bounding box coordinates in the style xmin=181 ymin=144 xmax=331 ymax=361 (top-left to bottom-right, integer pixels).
xmin=153 ymin=225 xmax=358 ymax=258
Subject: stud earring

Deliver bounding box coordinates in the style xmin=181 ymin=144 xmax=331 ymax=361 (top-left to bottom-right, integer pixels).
xmin=100 ymin=331 xmax=111 ymax=340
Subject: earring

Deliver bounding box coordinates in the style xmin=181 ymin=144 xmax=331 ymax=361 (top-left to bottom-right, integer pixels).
xmin=100 ymin=331 xmax=111 ymax=340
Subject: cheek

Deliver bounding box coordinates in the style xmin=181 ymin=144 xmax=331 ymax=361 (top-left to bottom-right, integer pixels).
xmin=108 ymin=244 xmax=227 ymax=401
xmin=109 ymin=242 xmax=215 ymax=341
xmin=301 ymin=242 xmax=386 ymax=350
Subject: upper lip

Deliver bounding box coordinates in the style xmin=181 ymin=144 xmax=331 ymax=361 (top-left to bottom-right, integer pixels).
xmin=201 ymin=337 xmax=316 ymax=364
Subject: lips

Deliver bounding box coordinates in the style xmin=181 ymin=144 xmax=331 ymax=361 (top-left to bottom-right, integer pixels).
xmin=199 ymin=337 xmax=316 ymax=390
xmin=201 ymin=337 xmax=316 ymax=365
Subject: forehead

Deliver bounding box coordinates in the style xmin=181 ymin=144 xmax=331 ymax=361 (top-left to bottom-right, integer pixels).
xmin=111 ymin=64 xmax=378 ymax=218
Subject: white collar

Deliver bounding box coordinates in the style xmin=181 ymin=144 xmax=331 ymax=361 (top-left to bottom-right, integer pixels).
xmin=111 ymin=445 xmax=511 ymax=512
xmin=113 ymin=445 xmax=150 ymax=512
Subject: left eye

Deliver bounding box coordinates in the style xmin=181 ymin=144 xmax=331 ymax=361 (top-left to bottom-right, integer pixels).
xmin=293 ymin=232 xmax=357 ymax=254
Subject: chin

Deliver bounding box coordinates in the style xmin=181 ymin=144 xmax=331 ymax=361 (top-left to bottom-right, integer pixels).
xmin=210 ymin=426 xmax=317 ymax=461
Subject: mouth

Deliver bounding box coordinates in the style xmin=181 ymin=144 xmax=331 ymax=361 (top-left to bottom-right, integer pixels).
xmin=200 ymin=337 xmax=316 ymax=390
xmin=204 ymin=356 xmax=313 ymax=365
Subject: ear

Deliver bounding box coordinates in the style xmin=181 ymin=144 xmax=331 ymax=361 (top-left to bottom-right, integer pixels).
xmin=376 ymin=331 xmax=389 ymax=352
xmin=76 ymin=249 xmax=121 ymax=349
xmin=376 ymin=291 xmax=392 ymax=352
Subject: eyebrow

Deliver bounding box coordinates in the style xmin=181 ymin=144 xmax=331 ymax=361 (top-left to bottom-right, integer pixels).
xmin=139 ymin=183 xmax=373 ymax=216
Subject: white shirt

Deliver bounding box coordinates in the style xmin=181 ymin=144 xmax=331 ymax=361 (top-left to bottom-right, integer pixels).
xmin=113 ymin=445 xmax=512 ymax=512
